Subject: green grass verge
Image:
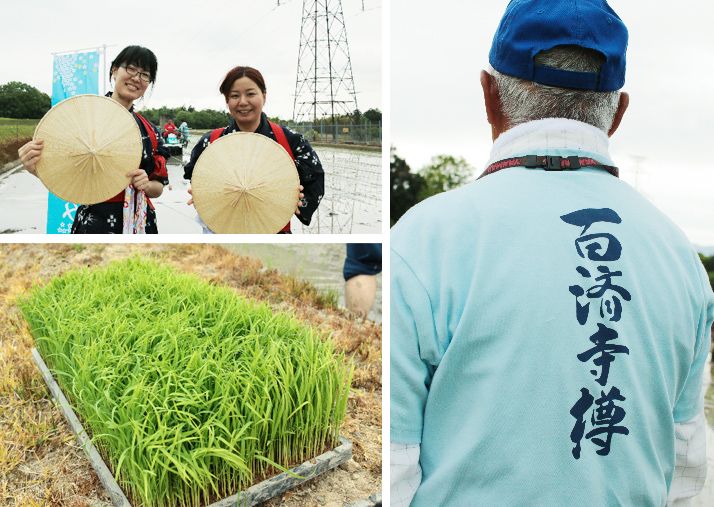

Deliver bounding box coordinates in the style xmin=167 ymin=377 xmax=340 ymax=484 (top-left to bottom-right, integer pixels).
xmin=0 ymin=118 xmax=38 ymax=144
xmin=20 ymin=256 xmax=353 ymax=507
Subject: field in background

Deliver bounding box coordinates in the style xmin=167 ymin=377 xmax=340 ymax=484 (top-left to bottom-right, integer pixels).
xmin=0 ymin=118 xmax=37 ymax=143
xmin=0 ymin=118 xmax=37 ymax=167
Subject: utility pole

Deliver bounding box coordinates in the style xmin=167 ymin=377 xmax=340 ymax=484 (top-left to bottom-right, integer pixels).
xmin=293 ymin=0 xmax=358 ymax=142
xmin=630 ymin=155 xmax=645 ymax=193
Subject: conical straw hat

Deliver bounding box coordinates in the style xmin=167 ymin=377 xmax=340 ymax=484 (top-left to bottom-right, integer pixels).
xmin=33 ymin=95 xmax=142 ymax=205
xmin=191 ymin=132 xmax=300 ymax=234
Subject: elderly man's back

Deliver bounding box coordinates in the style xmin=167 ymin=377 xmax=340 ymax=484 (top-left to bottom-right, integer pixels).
xmin=390 ymin=134 xmax=713 ymax=505
xmin=390 ymin=0 xmax=713 ymax=504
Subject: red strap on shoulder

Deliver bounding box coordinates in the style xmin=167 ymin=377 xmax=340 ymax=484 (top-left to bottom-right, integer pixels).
xmin=209 ymin=127 xmax=225 ymax=144
xmin=132 ymin=114 xmax=165 ymax=205
xmin=269 ymin=121 xmax=294 ymax=232
xmin=269 ymin=121 xmax=295 ymax=162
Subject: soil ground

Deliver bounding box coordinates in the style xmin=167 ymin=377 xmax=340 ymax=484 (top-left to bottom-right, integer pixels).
xmin=0 ymin=243 xmax=382 ymax=507
xmin=0 ymin=138 xmax=29 ymax=169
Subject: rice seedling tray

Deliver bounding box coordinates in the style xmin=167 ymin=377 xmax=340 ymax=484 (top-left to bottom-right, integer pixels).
xmin=33 ymin=347 xmax=353 ymax=507
xmin=22 ymin=258 xmax=354 ymax=507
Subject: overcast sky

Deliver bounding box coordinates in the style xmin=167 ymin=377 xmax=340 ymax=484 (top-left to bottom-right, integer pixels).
xmin=3 ymin=0 xmax=381 ymax=120
xmin=391 ymin=0 xmax=714 ymax=248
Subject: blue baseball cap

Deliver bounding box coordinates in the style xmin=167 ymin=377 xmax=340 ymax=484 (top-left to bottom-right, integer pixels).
xmin=489 ymin=0 xmax=628 ymax=91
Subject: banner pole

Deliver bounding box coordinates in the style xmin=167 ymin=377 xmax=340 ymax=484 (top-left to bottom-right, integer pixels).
xmin=103 ymin=44 xmax=107 ymax=95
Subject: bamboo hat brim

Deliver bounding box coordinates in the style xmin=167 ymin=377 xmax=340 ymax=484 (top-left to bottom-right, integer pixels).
xmin=33 ymin=95 xmax=142 ymax=205
xmin=192 ymin=132 xmax=300 ymax=234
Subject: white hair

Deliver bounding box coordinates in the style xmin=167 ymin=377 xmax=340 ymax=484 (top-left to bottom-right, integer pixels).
xmin=491 ymin=45 xmax=621 ymax=133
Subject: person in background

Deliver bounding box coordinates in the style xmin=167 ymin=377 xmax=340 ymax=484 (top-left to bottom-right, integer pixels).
xmin=178 ymin=119 xmax=189 ymax=145
xmin=390 ymin=1 xmax=713 ymax=505
xmin=18 ymin=45 xmax=169 ymax=234
xmin=343 ymin=243 xmax=382 ymax=320
xmin=163 ymin=118 xmax=177 ymax=140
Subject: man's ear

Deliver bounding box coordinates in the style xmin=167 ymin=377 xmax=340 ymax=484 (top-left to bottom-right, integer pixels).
xmin=480 ymin=70 xmax=506 ymax=141
xmin=608 ymin=91 xmax=629 ymax=137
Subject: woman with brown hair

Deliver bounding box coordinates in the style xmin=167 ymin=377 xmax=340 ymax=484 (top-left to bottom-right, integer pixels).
xmin=184 ymin=66 xmax=324 ymax=234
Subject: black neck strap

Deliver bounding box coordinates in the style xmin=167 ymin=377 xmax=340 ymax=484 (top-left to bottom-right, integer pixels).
xmin=478 ymin=155 xmax=619 ymax=180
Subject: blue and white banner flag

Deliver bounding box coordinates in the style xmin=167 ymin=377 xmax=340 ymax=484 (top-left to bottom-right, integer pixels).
xmin=52 ymin=51 xmax=100 ymax=106
xmin=47 ymin=194 xmax=79 ymax=234
xmin=48 ymin=50 xmax=100 ymax=233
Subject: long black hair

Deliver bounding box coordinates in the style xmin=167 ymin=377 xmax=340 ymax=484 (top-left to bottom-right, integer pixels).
xmin=110 ymin=45 xmax=158 ymax=84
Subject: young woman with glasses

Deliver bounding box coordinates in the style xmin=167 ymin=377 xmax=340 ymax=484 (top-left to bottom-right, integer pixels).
xmin=18 ymin=45 xmax=170 ymax=234
xmin=183 ymin=65 xmax=325 ymax=234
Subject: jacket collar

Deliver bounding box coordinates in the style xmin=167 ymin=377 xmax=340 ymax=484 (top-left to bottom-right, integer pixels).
xmin=227 ymin=112 xmax=269 ymax=134
xmin=486 ymin=118 xmax=614 ymax=170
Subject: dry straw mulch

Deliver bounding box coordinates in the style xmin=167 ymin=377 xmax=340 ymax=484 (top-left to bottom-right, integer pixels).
xmin=0 ymin=243 xmax=382 ymax=507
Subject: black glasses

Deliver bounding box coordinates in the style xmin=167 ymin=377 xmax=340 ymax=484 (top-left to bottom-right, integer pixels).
xmin=120 ymin=65 xmax=151 ymax=83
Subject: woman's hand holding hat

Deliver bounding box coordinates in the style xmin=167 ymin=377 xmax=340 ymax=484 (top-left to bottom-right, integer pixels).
xmin=296 ymin=185 xmax=304 ymax=215
xmin=18 ymin=139 xmax=44 ymax=177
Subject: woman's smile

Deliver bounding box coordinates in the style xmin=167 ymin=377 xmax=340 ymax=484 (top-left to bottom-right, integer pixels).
xmin=227 ymin=76 xmax=266 ymax=132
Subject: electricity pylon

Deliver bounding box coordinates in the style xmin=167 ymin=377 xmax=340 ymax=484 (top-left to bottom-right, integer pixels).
xmin=293 ymin=0 xmax=359 ymax=129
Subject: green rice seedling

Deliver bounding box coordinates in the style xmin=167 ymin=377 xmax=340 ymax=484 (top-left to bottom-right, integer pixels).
xmin=20 ymin=256 xmax=353 ymax=507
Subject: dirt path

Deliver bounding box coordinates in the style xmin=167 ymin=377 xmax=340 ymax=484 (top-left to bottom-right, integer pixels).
xmin=0 ymin=243 xmax=382 ymax=507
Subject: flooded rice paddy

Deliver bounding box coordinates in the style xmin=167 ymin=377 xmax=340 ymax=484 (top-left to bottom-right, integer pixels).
xmin=0 ymin=134 xmax=382 ymax=235
xmin=298 ymin=145 xmax=382 ymax=234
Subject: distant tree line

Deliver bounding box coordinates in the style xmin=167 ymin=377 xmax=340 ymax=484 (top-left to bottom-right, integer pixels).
xmin=285 ymin=108 xmax=382 ymax=143
xmin=350 ymin=108 xmax=382 ymax=124
xmin=281 ymin=108 xmax=382 ymax=126
xmin=698 ymin=254 xmax=714 ymax=361
xmin=0 ymin=81 xmax=381 ymax=131
xmin=391 ymin=147 xmax=474 ymax=226
xmin=138 ymin=106 xmax=231 ymax=130
xmin=699 ymin=254 xmax=714 ymax=292
xmin=0 ymin=82 xmax=51 ymax=119
xmin=138 ymin=106 xmax=381 ymax=131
